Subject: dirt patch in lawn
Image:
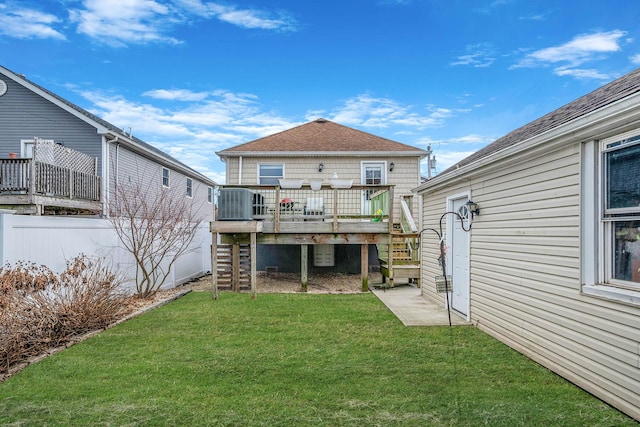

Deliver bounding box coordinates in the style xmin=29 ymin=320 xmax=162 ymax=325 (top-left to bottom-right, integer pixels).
xmin=183 ymin=271 xmax=383 ymax=294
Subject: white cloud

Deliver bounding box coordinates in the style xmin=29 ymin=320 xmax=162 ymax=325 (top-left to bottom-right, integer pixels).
xmin=143 ymin=89 xmax=210 ymax=101
xmin=554 ymin=67 xmax=612 ymax=80
xmin=327 ymin=94 xmax=465 ymax=130
xmin=512 ymin=30 xmax=626 ymax=79
xmin=431 ymin=150 xmax=477 ymax=174
xmin=0 ymin=4 xmax=66 ymax=40
xmin=69 ymin=0 xmax=181 ymax=47
xmin=75 ymin=86 xmax=468 ymax=180
xmin=66 ymin=0 xmax=297 ymax=47
xmin=451 ymin=43 xmax=496 ymax=68
xmin=631 ymin=53 xmax=640 ymax=64
xmin=416 ymin=133 xmax=496 ymax=175
xmin=518 ymin=13 xmax=545 ymax=21
xmin=177 ymin=0 xmax=297 ymax=31
xmin=77 ymin=87 xmax=300 ymax=179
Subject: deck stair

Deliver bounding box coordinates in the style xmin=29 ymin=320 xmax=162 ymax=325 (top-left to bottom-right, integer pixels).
xmin=215 ymin=244 xmax=252 ymax=291
xmin=377 ymin=198 xmax=421 ymax=287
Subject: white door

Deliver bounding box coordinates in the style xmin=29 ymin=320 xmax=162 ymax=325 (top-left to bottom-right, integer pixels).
xmin=361 ymin=162 xmax=386 ymax=216
xmin=449 ymin=196 xmax=470 ymax=316
xmin=21 ymin=140 xmax=34 ymax=158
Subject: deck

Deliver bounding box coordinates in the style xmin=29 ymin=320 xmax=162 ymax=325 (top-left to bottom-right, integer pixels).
xmin=212 ymin=184 xmax=394 ymax=242
xmin=210 ymin=184 xmax=421 ymax=297
xmin=0 ymin=158 xmax=101 ymax=214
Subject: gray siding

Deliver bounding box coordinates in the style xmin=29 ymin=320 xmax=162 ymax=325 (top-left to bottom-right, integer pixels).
xmin=0 ymin=72 xmax=102 ymax=173
xmin=419 ymin=142 xmax=640 ymax=420
xmin=108 ymin=143 xmax=213 ymax=221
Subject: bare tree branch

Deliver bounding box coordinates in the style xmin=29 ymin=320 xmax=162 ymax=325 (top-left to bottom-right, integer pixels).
xmin=108 ymin=175 xmax=204 ymax=298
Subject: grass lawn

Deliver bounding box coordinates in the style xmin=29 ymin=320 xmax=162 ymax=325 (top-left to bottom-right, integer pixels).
xmin=0 ymin=292 xmax=636 ymax=426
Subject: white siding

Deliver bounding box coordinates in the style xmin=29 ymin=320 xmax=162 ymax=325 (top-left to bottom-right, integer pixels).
xmin=419 ymin=142 xmax=640 ymax=420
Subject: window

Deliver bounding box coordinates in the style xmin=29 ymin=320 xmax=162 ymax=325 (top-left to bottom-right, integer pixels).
xmin=162 ymin=167 xmax=170 ymax=188
xmin=258 ymin=164 xmax=283 ymax=185
xmin=603 ymin=134 xmax=640 ymax=286
xmin=207 ymin=186 xmax=213 ymax=204
xmin=363 ymin=163 xmax=384 ymax=185
xmin=186 ymin=178 xmax=193 ymax=198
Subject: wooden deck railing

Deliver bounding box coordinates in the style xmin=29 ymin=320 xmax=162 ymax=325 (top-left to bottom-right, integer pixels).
xmin=0 ymin=159 xmax=100 ymax=202
xmin=216 ymin=184 xmax=394 ymax=234
xmin=0 ymin=159 xmax=30 ymax=192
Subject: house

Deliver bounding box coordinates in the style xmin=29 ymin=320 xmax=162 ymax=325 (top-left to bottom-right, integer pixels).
xmin=213 ymin=118 xmax=427 ymax=292
xmin=414 ymin=68 xmax=640 ymax=420
xmin=0 ymin=64 xmax=215 ymax=219
xmin=0 ymin=64 xmax=215 ymax=289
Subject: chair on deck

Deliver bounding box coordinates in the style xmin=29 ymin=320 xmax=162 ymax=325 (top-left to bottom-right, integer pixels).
xmin=304 ymin=197 xmax=324 ymax=220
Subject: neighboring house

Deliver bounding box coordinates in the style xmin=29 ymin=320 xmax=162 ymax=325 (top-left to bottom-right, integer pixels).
xmin=414 ymin=68 xmax=640 ymax=420
xmin=213 ymin=118 xmax=427 ymax=290
xmin=0 ymin=64 xmax=215 ymax=288
xmin=0 ymin=64 xmax=215 ymax=219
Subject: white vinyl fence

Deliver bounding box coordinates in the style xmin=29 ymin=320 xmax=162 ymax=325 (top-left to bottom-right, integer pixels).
xmin=0 ymin=212 xmax=211 ymax=293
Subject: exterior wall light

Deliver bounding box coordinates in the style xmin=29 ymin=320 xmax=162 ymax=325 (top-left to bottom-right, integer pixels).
xmin=466 ymin=200 xmax=480 ymax=219
xmin=318 ymin=163 xmax=324 ymax=172
xmin=389 ymin=162 xmax=395 ymax=172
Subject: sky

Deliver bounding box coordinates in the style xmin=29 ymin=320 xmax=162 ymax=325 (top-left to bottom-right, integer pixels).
xmin=2 ymin=0 xmax=640 ymax=184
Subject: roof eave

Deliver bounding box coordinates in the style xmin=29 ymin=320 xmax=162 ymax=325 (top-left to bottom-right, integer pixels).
xmin=217 ymin=150 xmax=427 ymax=158
xmin=105 ymin=132 xmax=216 ymax=186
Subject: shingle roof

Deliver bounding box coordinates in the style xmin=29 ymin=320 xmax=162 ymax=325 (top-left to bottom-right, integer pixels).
xmin=217 ymin=118 xmax=426 ymax=155
xmin=440 ymin=67 xmax=640 ymax=175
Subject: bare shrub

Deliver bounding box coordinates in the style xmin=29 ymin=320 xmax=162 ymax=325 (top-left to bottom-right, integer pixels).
xmin=0 ymin=256 xmax=128 ymax=374
xmin=108 ymin=176 xmax=204 ymax=298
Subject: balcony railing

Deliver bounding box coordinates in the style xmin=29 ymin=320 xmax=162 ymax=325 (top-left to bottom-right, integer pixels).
xmin=215 ymin=184 xmax=394 ymax=234
xmin=0 ymin=158 xmax=101 ymax=208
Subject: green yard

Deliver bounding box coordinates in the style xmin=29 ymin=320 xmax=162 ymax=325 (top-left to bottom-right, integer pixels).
xmin=0 ymin=292 xmax=635 ymax=426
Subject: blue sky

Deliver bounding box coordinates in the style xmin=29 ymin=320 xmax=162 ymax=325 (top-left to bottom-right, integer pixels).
xmin=2 ymin=0 xmax=640 ymax=183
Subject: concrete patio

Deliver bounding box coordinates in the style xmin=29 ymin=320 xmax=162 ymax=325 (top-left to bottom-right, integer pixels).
xmin=371 ymin=285 xmax=471 ymax=326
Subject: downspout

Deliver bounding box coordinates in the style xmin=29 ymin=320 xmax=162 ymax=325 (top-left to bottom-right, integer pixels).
xmin=105 ymin=135 xmax=120 ymax=217
xmin=238 ymin=156 xmax=243 ymax=185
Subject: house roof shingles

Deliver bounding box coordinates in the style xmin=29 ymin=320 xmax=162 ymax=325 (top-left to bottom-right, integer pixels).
xmin=217 ymin=118 xmax=427 ymax=155
xmin=440 ymin=67 xmax=640 ymax=176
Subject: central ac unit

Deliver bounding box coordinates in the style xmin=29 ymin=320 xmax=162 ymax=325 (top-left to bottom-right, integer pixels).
xmin=218 ymin=188 xmax=253 ymax=220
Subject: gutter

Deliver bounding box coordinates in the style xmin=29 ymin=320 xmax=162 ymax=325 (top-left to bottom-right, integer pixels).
xmin=104 ymin=131 xmax=216 ymax=186
xmin=216 ymin=150 xmax=427 ymax=158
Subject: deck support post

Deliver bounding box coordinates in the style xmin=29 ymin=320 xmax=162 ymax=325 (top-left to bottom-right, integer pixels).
xmin=388 ymin=233 xmax=394 ymax=287
xmin=211 ymin=230 xmax=218 ymax=300
xmin=301 ymin=244 xmax=308 ymax=292
xmin=361 ymin=243 xmax=369 ymax=292
xmin=232 ymin=243 xmax=240 ymax=292
xmin=250 ymin=232 xmax=257 ymax=299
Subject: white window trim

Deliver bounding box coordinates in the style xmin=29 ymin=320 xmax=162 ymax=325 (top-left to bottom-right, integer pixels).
xmin=257 ymin=163 xmax=284 ymax=185
xmin=207 ymin=186 xmax=213 ymax=204
xmin=360 ymin=161 xmax=387 ymax=185
xmin=581 ymin=134 xmax=640 ymax=306
xmin=20 ymin=139 xmax=34 ymax=158
xmin=162 ymin=167 xmax=170 ymax=188
xmin=186 ymin=178 xmax=193 ymax=198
